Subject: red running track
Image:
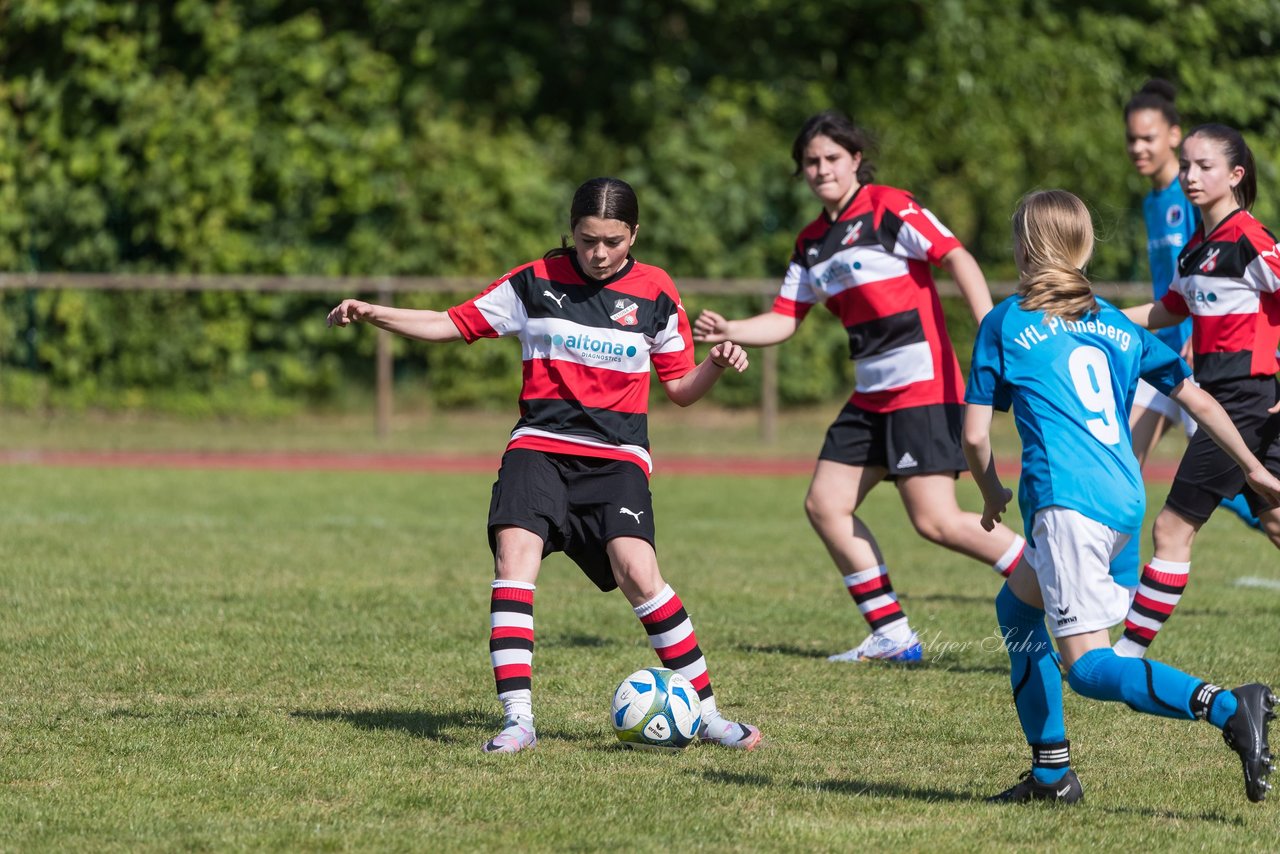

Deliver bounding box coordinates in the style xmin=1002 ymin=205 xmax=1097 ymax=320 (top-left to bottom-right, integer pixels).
xmin=0 ymin=448 xmax=1183 ymax=480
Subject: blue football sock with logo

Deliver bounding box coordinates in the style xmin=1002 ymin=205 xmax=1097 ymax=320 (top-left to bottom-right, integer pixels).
xmin=996 ymin=584 xmax=1067 ymax=784
xmin=1066 ymin=647 xmax=1237 ymax=727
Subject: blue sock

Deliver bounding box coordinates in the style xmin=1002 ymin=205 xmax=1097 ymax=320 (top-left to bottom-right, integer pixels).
xmin=1067 ymin=648 xmax=1235 ymax=726
xmin=995 ymin=584 xmax=1067 ymax=784
xmin=1219 ymin=493 xmax=1261 ymax=530
xmin=1207 ymin=686 xmax=1238 ymax=729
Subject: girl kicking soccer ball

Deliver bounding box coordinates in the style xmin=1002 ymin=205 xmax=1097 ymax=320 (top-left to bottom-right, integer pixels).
xmin=963 ymin=189 xmax=1279 ymax=804
xmin=328 ymin=177 xmax=761 ymax=754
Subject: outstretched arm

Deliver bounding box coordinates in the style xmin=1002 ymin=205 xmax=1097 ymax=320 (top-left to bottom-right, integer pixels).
xmin=327 ymin=299 xmax=463 ymax=343
xmin=693 ymin=309 xmax=800 ymax=347
xmin=961 ymin=403 xmax=1013 ymax=530
xmin=1170 ymin=380 xmax=1280 ymax=506
xmin=1124 ymin=300 xmax=1183 ymax=331
xmin=662 ymin=342 xmax=749 ymax=407
xmin=941 ymin=247 xmax=994 ymax=322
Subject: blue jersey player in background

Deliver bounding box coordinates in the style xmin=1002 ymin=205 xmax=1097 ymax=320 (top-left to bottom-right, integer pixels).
xmin=962 ymin=190 xmax=1279 ymax=805
xmin=1124 ymin=79 xmax=1258 ymax=531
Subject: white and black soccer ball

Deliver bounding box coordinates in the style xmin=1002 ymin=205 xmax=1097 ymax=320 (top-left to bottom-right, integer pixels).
xmin=610 ymin=667 xmax=702 ymax=752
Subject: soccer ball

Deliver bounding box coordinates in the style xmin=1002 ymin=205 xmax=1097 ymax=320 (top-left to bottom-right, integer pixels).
xmin=610 ymin=667 xmax=702 ymax=752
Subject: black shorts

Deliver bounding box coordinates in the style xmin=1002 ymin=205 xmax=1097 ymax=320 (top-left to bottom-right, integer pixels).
xmin=487 ymin=448 xmax=656 ymax=592
xmin=818 ymin=402 xmax=967 ymax=480
xmin=1166 ymin=376 xmax=1280 ymax=523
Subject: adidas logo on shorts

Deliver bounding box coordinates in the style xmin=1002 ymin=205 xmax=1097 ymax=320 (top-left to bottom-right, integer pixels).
xmin=896 ymin=452 xmax=918 ymax=470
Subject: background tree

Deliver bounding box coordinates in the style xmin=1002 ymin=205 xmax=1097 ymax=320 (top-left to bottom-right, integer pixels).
xmin=2 ymin=0 xmax=1278 ymax=413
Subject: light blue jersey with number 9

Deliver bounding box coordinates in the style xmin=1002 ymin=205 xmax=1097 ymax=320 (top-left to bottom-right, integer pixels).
xmin=966 ymin=296 xmax=1190 ymax=536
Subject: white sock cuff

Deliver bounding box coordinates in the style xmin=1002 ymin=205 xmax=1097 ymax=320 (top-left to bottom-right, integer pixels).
xmin=492 ymin=579 xmax=537 ymax=591
xmin=994 ymin=535 xmax=1026 ymax=572
xmin=1147 ymin=557 xmax=1190 ymax=576
xmin=843 ymin=565 xmax=886 ymax=588
xmin=633 ymin=584 xmax=676 ymax=618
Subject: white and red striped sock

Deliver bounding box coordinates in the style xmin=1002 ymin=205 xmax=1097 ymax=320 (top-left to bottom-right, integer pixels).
xmin=842 ymin=565 xmax=910 ymax=640
xmin=635 ymin=585 xmax=715 ymax=714
xmin=1114 ymin=558 xmax=1189 ymax=658
xmin=489 ymin=580 xmax=535 ymax=722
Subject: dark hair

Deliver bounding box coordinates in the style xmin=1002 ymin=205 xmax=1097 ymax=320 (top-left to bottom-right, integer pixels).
xmin=790 ymin=111 xmax=876 ymax=184
xmin=1184 ymin=123 xmax=1257 ymax=210
xmin=1123 ymin=78 xmax=1180 ymax=126
xmin=545 ymin=177 xmax=639 ymax=260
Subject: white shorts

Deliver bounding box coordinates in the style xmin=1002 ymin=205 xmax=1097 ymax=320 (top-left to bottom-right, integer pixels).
xmin=1026 ymin=506 xmax=1133 ymax=638
xmin=1132 ymin=379 xmax=1196 ymax=437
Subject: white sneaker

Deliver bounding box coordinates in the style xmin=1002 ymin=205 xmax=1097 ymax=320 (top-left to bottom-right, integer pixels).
xmin=827 ymin=631 xmax=923 ymax=663
xmin=481 ymin=718 xmax=537 ymax=754
xmin=699 ymin=718 xmax=763 ymax=750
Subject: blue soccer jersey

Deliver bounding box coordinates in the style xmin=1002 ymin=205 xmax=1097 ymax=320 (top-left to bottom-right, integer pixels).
xmin=967 ymin=296 xmax=1191 ymax=536
xmin=1142 ymin=181 xmax=1198 ymax=353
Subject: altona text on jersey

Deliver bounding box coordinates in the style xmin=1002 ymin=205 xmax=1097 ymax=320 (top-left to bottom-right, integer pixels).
xmin=1013 ymin=316 xmax=1132 ymax=352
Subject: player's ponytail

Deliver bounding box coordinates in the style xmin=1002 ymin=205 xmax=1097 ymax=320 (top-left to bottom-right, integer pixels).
xmin=1184 ymin=124 xmax=1257 ymax=211
xmin=1012 ymin=190 xmax=1098 ymax=322
xmin=544 ymin=177 xmax=640 ymax=260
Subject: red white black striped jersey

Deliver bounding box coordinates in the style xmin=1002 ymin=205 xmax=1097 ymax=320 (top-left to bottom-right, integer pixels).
xmin=773 ymin=184 xmax=966 ymax=412
xmin=447 ymin=254 xmax=694 ymax=474
xmin=1161 ymin=209 xmax=1280 ymax=384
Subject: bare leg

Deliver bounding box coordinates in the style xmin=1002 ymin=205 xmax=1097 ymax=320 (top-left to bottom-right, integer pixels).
xmin=803 ymin=459 xmax=888 ymax=574
xmin=897 ymin=473 xmax=1025 ymax=564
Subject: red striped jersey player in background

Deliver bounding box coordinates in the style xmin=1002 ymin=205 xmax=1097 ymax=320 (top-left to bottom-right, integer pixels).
xmin=1118 ymin=123 xmax=1280 ymax=660
xmin=696 ymin=111 xmax=1028 ymax=663
xmin=328 ymin=177 xmax=762 ymax=754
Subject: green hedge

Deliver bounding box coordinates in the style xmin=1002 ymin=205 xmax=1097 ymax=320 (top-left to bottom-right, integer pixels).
xmin=3 ymin=2 xmax=1277 ymax=414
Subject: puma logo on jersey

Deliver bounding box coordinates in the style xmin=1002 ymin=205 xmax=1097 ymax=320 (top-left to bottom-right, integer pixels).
xmin=841 ymin=221 xmax=863 ymax=246
xmin=1199 ymin=247 xmax=1221 ymax=273
xmin=806 ymin=244 xmax=821 ymax=258
xmin=618 ymin=507 xmax=645 ymax=523
xmin=1262 ymin=243 xmax=1280 ymax=262
xmin=543 ymin=290 xmax=567 ymax=308
xmin=898 ymin=202 xmax=920 ymax=218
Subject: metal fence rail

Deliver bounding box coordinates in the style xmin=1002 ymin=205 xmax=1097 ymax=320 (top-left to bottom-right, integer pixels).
xmin=0 ymin=274 xmax=1150 ymax=440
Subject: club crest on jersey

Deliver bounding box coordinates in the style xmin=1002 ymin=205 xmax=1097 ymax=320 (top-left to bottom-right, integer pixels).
xmin=1199 ymin=247 xmax=1221 ymax=273
xmin=841 ymin=221 xmax=864 ymax=246
xmin=1165 ymin=205 xmax=1184 ymax=228
xmin=610 ymin=298 xmax=639 ymax=327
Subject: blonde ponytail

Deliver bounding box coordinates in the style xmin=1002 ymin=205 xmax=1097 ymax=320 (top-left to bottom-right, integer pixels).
xmin=1012 ymin=190 xmax=1098 ymax=322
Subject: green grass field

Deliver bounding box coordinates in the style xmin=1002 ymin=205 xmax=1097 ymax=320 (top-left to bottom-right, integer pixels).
xmin=2 ymin=415 xmax=1277 ymax=851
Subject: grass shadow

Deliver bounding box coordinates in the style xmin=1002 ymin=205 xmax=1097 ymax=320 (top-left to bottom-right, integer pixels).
xmin=700 ymin=770 xmax=977 ymax=803
xmin=291 ymin=708 xmax=491 ymax=743
xmin=292 ymin=708 xmax=600 ymax=745
xmin=704 ymin=770 xmax=1247 ymax=821
xmin=802 ymin=778 xmax=978 ymax=803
